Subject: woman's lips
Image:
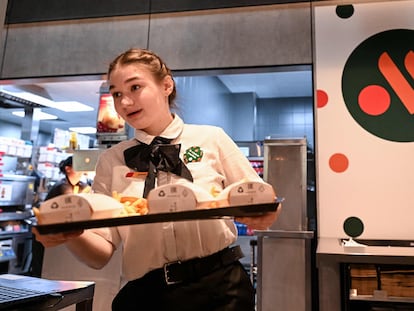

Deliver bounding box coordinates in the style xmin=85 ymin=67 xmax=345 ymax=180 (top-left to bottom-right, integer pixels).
xmin=127 ymin=109 xmax=141 ymax=117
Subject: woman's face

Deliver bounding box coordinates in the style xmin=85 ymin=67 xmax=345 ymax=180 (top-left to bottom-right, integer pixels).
xmin=109 ymin=63 xmax=174 ymax=135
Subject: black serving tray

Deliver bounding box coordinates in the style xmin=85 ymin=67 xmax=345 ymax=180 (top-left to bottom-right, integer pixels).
xmin=35 ymin=200 xmax=281 ymax=235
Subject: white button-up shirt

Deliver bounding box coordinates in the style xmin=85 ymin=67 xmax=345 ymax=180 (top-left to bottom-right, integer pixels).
xmin=91 ymin=114 xmax=263 ymax=281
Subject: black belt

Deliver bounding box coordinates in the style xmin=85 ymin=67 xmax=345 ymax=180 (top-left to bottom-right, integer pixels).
xmin=152 ymin=245 xmax=244 ymax=285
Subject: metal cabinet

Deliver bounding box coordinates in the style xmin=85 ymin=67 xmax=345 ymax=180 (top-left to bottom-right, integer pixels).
xmin=256 ymin=230 xmax=314 ymax=311
xmin=263 ymin=138 xmax=308 ymax=231
xmin=255 ymin=138 xmax=314 ymax=311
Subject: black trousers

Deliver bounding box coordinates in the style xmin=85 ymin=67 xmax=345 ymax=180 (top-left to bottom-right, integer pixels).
xmin=112 ymin=261 xmax=255 ymax=311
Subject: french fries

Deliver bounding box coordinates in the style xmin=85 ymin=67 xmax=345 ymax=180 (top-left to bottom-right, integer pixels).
xmin=112 ymin=191 xmax=149 ymax=216
xmin=32 ymin=207 xmax=42 ymax=223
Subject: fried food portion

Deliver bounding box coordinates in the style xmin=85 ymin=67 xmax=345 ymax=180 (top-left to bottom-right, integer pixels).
xmin=33 ymin=207 xmax=42 ymax=223
xmin=112 ymin=191 xmax=149 ymax=216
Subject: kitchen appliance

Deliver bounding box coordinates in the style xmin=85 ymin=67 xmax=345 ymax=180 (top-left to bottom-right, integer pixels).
xmin=0 ymin=174 xmax=35 ymax=211
xmin=264 ymin=138 xmax=308 ymax=231
xmin=0 ymin=174 xmax=35 ymax=274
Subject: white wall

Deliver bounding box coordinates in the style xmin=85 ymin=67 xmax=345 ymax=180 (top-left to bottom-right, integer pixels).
xmin=314 ymin=0 xmax=414 ymax=239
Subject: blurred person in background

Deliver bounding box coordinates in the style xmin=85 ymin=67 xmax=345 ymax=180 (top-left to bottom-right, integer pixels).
xmin=45 ymin=156 xmax=90 ymax=200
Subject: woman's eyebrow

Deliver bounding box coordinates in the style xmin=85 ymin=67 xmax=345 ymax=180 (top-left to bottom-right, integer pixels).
xmin=109 ymin=76 xmax=141 ymax=90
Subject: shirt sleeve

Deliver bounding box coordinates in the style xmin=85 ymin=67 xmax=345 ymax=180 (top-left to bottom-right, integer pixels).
xmin=214 ymin=127 xmax=263 ymax=187
xmin=89 ymin=149 xmax=122 ymax=248
xmin=91 ymin=150 xmax=114 ymax=196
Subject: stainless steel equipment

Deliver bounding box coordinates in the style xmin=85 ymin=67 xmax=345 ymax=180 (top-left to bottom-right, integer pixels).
xmin=72 ymin=149 xmax=103 ymax=172
xmin=0 ymin=174 xmax=35 ymax=211
xmin=0 ymin=174 xmax=35 ymax=274
xmin=256 ymin=230 xmax=313 ymax=311
xmin=256 ymin=138 xmax=313 ymax=311
xmin=264 ymin=138 xmax=307 ymax=231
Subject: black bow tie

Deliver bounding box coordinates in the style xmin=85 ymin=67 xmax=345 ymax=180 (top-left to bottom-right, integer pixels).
xmin=124 ymin=136 xmax=193 ymax=198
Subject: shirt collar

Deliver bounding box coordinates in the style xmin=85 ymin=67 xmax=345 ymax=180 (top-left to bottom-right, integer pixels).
xmin=133 ymin=113 xmax=184 ymax=145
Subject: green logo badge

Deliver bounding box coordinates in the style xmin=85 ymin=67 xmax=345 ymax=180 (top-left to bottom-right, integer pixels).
xmin=184 ymin=146 xmax=203 ymax=163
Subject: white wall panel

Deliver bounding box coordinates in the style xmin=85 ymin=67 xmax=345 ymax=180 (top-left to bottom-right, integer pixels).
xmin=314 ymin=1 xmax=414 ymax=239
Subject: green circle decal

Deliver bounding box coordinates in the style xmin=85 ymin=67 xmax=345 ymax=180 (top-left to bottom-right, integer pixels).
xmin=343 ymin=216 xmax=364 ymax=238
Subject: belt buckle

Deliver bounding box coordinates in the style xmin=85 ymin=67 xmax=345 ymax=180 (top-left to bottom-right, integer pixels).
xmin=163 ymin=261 xmax=182 ymax=285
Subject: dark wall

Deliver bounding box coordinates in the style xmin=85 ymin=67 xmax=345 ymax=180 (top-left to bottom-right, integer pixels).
xmin=5 ymin=0 xmax=308 ymax=24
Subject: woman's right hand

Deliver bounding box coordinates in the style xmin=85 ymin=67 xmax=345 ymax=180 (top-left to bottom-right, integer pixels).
xmin=32 ymin=227 xmax=84 ymax=248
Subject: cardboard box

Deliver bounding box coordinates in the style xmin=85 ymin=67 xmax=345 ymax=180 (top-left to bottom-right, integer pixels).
xmin=350 ymin=264 xmax=414 ymax=297
xmin=350 ymin=264 xmax=378 ymax=295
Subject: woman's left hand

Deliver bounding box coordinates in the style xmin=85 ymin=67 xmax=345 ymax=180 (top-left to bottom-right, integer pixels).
xmin=235 ymin=203 xmax=282 ymax=230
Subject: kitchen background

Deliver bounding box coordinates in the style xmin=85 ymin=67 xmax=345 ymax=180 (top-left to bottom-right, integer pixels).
xmin=0 ymin=66 xmax=313 ymax=173
xmin=0 ymin=2 xmax=318 ymax=309
xmin=0 ymin=66 xmax=317 ymax=310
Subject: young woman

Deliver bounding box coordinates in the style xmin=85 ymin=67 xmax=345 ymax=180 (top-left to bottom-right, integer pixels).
xmin=33 ymin=48 xmax=280 ymax=311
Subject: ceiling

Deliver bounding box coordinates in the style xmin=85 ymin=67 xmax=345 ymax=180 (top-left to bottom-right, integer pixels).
xmin=0 ymin=68 xmax=313 ymax=138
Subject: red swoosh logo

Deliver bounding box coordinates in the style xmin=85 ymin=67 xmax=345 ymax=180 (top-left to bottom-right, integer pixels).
xmin=405 ymin=50 xmax=414 ymax=80
xmin=378 ymin=51 xmax=414 ymax=114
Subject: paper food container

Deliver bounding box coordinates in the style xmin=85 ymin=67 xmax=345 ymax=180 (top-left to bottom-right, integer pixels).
xmin=38 ymin=193 xmax=124 ymax=224
xmin=147 ymin=182 xmax=217 ymax=213
xmin=216 ymin=181 xmax=276 ymax=206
